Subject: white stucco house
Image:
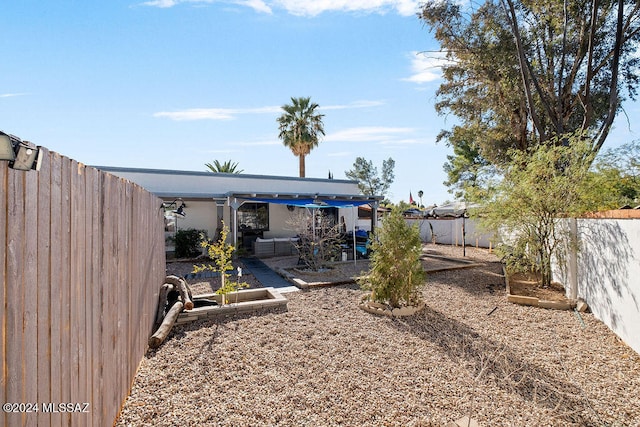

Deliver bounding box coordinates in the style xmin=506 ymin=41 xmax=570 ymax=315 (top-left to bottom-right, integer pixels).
xmin=95 ymin=166 xmax=381 ymax=255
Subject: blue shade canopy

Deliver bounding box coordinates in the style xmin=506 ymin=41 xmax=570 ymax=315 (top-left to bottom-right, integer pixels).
xmin=244 ymin=197 xmax=374 ymax=208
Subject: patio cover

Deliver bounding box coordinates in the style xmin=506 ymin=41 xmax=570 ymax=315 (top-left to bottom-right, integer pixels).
xmin=241 ymin=196 xmax=375 ymax=208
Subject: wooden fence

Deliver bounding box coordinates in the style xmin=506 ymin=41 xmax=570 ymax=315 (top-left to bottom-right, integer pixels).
xmin=1 ymin=149 xmax=166 ymax=427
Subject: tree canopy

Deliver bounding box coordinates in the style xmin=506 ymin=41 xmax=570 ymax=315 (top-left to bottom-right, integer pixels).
xmin=345 ymin=157 xmax=395 ymax=200
xmin=277 ymin=96 xmax=325 ymax=178
xmin=420 ymin=0 xmax=640 ymax=197
xmin=205 ymin=160 xmax=243 ymax=174
xmin=584 ymin=139 xmax=640 ymax=208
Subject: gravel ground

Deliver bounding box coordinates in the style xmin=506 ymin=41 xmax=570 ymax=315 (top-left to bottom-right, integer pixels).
xmin=117 ymin=245 xmax=640 ymax=426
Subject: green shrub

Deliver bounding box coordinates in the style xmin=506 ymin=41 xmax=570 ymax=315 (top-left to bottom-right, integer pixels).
xmin=361 ymin=208 xmax=425 ymax=308
xmin=171 ymin=228 xmax=206 ymax=259
xmin=193 ymin=223 xmax=248 ymax=303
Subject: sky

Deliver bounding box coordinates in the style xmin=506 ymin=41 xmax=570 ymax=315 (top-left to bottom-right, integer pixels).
xmin=2 ymin=0 xmax=638 ymax=205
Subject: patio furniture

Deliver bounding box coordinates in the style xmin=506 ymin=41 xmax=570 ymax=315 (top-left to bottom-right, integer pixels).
xmin=252 ymin=237 xmax=299 ymax=258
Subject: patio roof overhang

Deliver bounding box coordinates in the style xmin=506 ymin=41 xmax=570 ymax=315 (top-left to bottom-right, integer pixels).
xmin=226 ymin=192 xmax=381 ymax=208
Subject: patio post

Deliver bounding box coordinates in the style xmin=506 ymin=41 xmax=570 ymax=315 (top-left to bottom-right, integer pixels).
xmin=370 ymin=200 xmax=379 ymax=233
xmin=229 ymin=197 xmax=242 ymax=248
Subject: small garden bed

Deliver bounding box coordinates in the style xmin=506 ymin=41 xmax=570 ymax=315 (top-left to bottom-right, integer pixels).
xmin=175 ymin=288 xmax=288 ymax=325
xmin=505 ymin=269 xmax=587 ymax=311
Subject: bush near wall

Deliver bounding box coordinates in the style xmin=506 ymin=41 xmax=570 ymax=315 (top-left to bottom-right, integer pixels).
xmin=171 ymin=228 xmax=206 ymax=258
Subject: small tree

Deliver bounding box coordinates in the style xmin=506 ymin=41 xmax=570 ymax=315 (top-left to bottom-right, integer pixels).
xmin=345 ymin=157 xmax=395 ymax=200
xmin=286 ymin=209 xmax=342 ymax=271
xmin=193 ymin=223 xmax=248 ymax=303
xmin=361 ymin=207 xmax=425 ymax=308
xmin=479 ymin=134 xmax=592 ymax=286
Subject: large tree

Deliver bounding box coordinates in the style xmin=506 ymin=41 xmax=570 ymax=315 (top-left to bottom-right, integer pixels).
xmin=277 ymin=96 xmax=325 ymax=178
xmin=345 ymin=157 xmax=395 ymax=200
xmin=420 ymin=0 xmax=640 ymax=196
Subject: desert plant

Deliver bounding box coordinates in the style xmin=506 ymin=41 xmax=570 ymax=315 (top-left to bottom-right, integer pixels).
xmin=192 ymin=223 xmax=248 ymax=303
xmin=286 ymin=208 xmax=342 ymax=271
xmin=479 ymin=134 xmax=592 ymax=286
xmin=170 ymin=228 xmax=206 ymax=258
xmin=361 ymin=207 xmax=426 ymax=308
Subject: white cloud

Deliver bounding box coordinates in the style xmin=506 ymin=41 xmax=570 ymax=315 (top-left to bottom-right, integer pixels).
xmin=0 ymin=93 xmax=27 ymax=98
xmin=325 ymin=126 xmax=414 ymax=143
xmin=240 ymin=0 xmax=272 ymax=14
xmin=154 ymin=108 xmax=235 ymax=120
xmin=402 ymin=51 xmax=451 ymax=84
xmin=273 ymin=0 xmax=421 ymax=17
xmin=153 ymin=105 xmax=280 ymax=121
xmin=140 ymin=0 xmax=419 ymax=16
xmin=140 ymin=0 xmax=179 ymax=7
xmin=140 ymin=0 xmax=272 ymax=14
xmin=154 ymin=101 xmax=379 ymax=121
xmin=327 ymin=151 xmax=351 ymax=157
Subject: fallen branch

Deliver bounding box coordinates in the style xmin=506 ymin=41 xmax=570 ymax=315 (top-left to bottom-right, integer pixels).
xmin=155 ymin=283 xmax=175 ymax=328
xmin=165 ymin=275 xmax=194 ymax=310
xmin=148 ymin=301 xmax=184 ymax=349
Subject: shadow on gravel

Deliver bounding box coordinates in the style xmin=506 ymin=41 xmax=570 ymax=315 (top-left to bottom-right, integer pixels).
xmin=425 ymin=262 xmax=506 ymax=298
xmin=392 ymin=306 xmax=596 ymax=425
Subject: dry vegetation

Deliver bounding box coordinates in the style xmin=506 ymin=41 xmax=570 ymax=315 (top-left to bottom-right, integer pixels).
xmin=117 ymin=245 xmax=640 ymax=426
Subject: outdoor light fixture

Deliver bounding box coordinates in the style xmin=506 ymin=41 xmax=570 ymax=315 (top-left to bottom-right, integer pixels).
xmin=162 ymin=199 xmax=187 ymax=217
xmin=174 ymin=203 xmax=186 ymax=217
xmin=0 ymin=130 xmax=42 ymax=171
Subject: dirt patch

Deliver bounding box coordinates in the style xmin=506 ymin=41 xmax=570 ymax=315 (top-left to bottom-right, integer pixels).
xmin=286 ymin=260 xmax=371 ymax=284
xmin=508 ymin=272 xmax=568 ymax=302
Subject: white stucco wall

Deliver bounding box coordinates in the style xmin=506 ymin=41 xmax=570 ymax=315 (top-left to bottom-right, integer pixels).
xmin=169 ymin=200 xmax=218 ymax=239
xmin=569 ymin=218 xmax=640 ymax=355
xmin=408 ymin=218 xmax=495 ymax=248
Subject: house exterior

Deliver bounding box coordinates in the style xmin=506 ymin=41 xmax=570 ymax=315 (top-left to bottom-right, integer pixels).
xmin=95 ymin=166 xmax=381 ymax=254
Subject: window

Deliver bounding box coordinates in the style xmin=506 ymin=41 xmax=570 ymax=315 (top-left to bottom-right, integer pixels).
xmin=237 ymin=202 xmax=269 ymax=231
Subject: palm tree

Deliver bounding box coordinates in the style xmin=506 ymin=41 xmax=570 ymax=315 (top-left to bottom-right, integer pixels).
xmin=205 ymin=160 xmax=243 ymax=174
xmin=277 ymin=96 xmax=325 ymax=178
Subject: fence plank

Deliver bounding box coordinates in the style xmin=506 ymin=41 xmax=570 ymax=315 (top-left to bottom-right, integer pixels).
xmin=60 ymin=156 xmax=72 ymax=427
xmin=48 ymin=153 xmax=63 ymax=427
xmin=129 ymin=188 xmax=141 ymax=384
xmin=23 ymin=165 xmax=39 ymax=427
xmin=36 ymin=149 xmax=52 ymax=427
xmin=84 ymin=165 xmax=96 ymax=427
xmin=89 ymin=167 xmax=102 ymax=427
xmin=101 ymin=172 xmax=117 ymax=424
xmin=116 ymin=180 xmax=129 ymax=420
xmin=70 ymin=160 xmax=87 ymax=426
xmin=69 ymin=159 xmax=80 ymax=425
xmin=5 ymin=169 xmax=25 ymax=427
xmin=0 ymin=162 xmax=7 ymax=427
